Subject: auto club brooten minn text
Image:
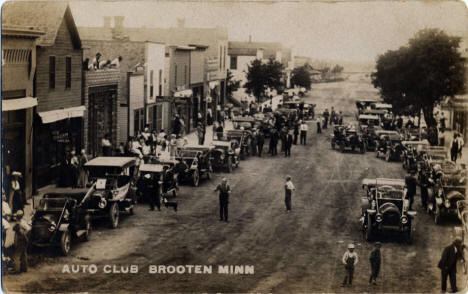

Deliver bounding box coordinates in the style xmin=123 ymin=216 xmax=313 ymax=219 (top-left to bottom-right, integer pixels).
xmin=62 ymin=264 xmax=255 ymax=275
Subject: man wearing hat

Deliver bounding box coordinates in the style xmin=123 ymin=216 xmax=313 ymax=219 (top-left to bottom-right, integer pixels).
xmin=214 ymin=178 xmax=231 ymax=222
xmin=341 ymin=243 xmax=359 ymax=287
xmin=369 ymin=242 xmax=382 ymax=285
xmin=438 ymin=237 xmax=465 ymax=293
xmin=143 ymin=174 xmax=160 ymax=211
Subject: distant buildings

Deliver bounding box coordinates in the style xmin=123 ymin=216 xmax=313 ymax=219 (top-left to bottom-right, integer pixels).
xmin=228 ymin=37 xmax=293 ymax=85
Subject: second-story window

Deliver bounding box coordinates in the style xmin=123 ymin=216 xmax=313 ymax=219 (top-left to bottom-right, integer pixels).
xmin=150 ymin=70 xmax=154 ymax=97
xmin=65 ymin=56 xmax=71 ymax=89
xmin=230 ymin=56 xmax=237 ymax=70
xmin=49 ymin=56 xmax=55 ymax=89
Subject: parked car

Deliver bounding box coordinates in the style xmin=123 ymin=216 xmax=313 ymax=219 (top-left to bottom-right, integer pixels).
xmin=30 ymin=188 xmax=93 ymax=255
xmin=227 ymin=129 xmax=252 ymax=159
xmin=401 ymin=140 xmax=430 ymax=171
xmin=427 ymin=162 xmax=466 ymax=224
xmin=232 ymin=116 xmax=255 ymax=130
xmin=376 ymin=133 xmax=404 ymax=162
xmin=138 ymin=163 xmax=178 ymax=211
xmin=175 ymin=145 xmax=213 ymax=186
xmin=211 ymin=141 xmax=240 ymax=173
xmin=358 ymin=114 xmax=380 ymax=129
xmin=331 ymin=125 xmax=366 ymax=153
xmin=360 ymin=178 xmax=416 ymax=243
xmin=84 ymin=157 xmax=138 ymax=228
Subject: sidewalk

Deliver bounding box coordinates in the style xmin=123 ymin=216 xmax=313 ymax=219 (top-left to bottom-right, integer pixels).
xmin=440 ymin=129 xmax=468 ymax=164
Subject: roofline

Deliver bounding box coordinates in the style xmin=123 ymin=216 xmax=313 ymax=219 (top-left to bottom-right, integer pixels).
xmin=64 ymin=5 xmax=82 ymax=49
xmin=2 ymin=25 xmax=45 ymax=38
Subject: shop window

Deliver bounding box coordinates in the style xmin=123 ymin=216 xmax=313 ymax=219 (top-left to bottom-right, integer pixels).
xmin=230 ymin=56 xmax=237 ymax=70
xmin=65 ymin=56 xmax=71 ymax=89
xmin=134 ymin=108 xmax=144 ymax=135
xmin=49 ymin=56 xmax=55 ymax=89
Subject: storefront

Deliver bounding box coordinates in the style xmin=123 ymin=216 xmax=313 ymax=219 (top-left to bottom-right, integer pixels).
xmin=34 ymin=106 xmax=85 ymax=189
xmin=450 ymin=96 xmax=468 ymax=141
xmin=2 ymin=97 xmax=37 ymax=199
xmin=174 ymin=89 xmax=193 ymax=134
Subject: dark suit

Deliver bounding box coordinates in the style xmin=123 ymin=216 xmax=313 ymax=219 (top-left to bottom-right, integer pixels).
xmin=438 ymin=243 xmax=464 ymax=293
xmin=216 ymin=184 xmax=230 ymax=221
xmin=369 ymin=248 xmax=381 ymax=283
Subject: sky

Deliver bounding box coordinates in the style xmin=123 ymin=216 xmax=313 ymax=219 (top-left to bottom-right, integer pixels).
xmin=70 ymin=1 xmax=468 ymax=65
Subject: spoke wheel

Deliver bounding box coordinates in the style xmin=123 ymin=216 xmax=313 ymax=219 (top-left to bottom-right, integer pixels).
xmin=109 ymin=202 xmax=120 ymax=229
xmin=60 ymin=230 xmax=71 ymax=256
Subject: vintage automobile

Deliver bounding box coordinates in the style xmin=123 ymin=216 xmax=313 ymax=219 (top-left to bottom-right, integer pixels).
xmin=175 ymin=145 xmax=213 ymax=186
xmin=358 ymin=114 xmax=380 ymax=129
xmin=84 ymin=157 xmax=138 ymax=229
xmin=232 ymin=116 xmax=255 ymax=130
xmin=227 ymin=129 xmax=252 ymax=159
xmin=375 ymin=133 xmax=404 ymax=162
xmin=401 ymin=140 xmax=430 ymax=171
xmin=360 ymin=178 xmax=416 ymax=243
xmin=138 ymin=164 xmax=178 ymax=211
xmin=30 ymin=188 xmax=93 ymax=255
xmin=331 ymin=125 xmax=366 ymax=153
xmin=427 ymin=162 xmax=466 ymax=224
xmin=211 ymin=140 xmax=240 ymax=172
xmin=356 ymin=99 xmax=379 ymax=114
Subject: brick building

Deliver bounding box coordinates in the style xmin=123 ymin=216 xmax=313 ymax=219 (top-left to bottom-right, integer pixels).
xmin=2 ymin=2 xmax=85 ymax=191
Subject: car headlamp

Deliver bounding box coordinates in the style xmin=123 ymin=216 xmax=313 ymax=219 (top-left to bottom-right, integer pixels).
xmin=401 ymin=215 xmax=408 ymax=224
xmin=444 ymin=199 xmax=451 ymax=209
xmin=436 ymin=197 xmax=443 ymax=205
xmin=376 ymin=214 xmax=383 ymax=222
xmin=98 ymin=198 xmax=107 ymax=209
xmin=48 ymin=224 xmax=56 ymax=232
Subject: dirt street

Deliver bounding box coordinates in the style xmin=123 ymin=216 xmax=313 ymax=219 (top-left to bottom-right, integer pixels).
xmin=4 ymin=75 xmax=465 ymax=293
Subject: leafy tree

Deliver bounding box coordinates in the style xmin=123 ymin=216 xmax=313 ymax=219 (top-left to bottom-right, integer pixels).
xmin=226 ymin=69 xmax=240 ymax=99
xmin=265 ymin=58 xmax=285 ymax=92
xmin=245 ymin=58 xmax=285 ymax=103
xmin=372 ymin=28 xmax=466 ymax=145
xmin=331 ymin=65 xmax=344 ymax=74
xmin=291 ymin=65 xmax=312 ymax=89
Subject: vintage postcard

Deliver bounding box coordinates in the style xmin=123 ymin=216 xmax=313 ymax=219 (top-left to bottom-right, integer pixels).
xmin=1 ymin=0 xmax=468 ymax=293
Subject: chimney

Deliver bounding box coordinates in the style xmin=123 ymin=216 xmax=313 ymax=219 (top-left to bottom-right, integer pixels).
xmin=248 ymin=35 xmax=252 ymax=43
xmin=177 ymin=18 xmax=185 ymax=28
xmin=103 ymin=16 xmax=111 ymax=28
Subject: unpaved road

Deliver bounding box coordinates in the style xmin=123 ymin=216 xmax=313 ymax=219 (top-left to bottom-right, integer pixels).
xmin=4 ymin=75 xmax=466 ymax=293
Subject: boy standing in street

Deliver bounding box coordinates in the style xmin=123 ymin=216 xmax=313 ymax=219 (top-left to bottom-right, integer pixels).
xmin=369 ymin=242 xmax=381 ymax=285
xmin=341 ymin=243 xmax=358 ymax=287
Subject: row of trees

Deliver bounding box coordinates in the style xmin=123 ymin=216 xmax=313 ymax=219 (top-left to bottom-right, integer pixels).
xmin=372 ymin=28 xmax=466 ymax=145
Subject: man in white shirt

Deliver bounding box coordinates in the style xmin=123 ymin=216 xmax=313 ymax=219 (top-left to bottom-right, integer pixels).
xmin=284 ymin=176 xmax=295 ymax=212
xmin=300 ymin=121 xmax=308 ymax=145
xmin=342 ymin=243 xmax=359 ymax=287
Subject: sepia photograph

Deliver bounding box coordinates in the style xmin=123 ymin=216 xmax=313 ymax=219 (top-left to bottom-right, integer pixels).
xmin=1 ymin=0 xmax=468 ymax=293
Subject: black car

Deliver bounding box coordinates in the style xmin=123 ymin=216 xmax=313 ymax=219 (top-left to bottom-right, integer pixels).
xmin=361 ymin=178 xmax=416 ymax=243
xmin=175 ymin=145 xmax=213 ymax=186
xmin=331 ymin=125 xmax=366 ymax=153
xmin=30 ymin=188 xmax=93 ymax=255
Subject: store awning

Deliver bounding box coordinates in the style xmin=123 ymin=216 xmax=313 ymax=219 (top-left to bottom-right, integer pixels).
xmin=38 ymin=105 xmax=86 ymax=124
xmin=174 ymin=89 xmax=193 ymax=98
xmin=2 ymin=97 xmax=37 ymax=112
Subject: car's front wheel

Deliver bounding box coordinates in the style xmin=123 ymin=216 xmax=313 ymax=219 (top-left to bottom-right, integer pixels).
xmin=109 ymin=202 xmax=120 ymax=229
xmin=60 ymin=230 xmax=71 ymax=256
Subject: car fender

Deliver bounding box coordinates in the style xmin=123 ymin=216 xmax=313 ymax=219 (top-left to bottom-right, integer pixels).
xmin=446 ymin=191 xmax=465 ymax=201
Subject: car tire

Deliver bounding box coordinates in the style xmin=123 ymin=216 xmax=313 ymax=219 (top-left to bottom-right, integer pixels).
xmin=193 ymin=170 xmax=200 ymax=187
xmin=340 ymin=143 xmax=345 ymax=153
xmin=83 ymin=216 xmax=91 ymax=242
xmin=406 ymin=223 xmax=413 ymax=245
xmin=109 ymin=202 xmax=120 ymax=229
xmin=60 ymin=230 xmax=71 ymax=256
xmin=365 ymin=214 xmax=373 ymax=241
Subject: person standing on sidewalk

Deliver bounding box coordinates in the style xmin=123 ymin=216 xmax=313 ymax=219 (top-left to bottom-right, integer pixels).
xmin=300 ymin=121 xmax=308 ymax=145
xmin=369 ymin=242 xmax=381 ymax=285
xmin=438 ymin=238 xmax=465 ymax=293
xmin=214 ymin=178 xmax=231 ymax=222
xmin=284 ymin=176 xmax=295 ymax=212
xmin=197 ymin=123 xmax=204 ymax=146
xmin=341 ymin=243 xmax=358 ymax=287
